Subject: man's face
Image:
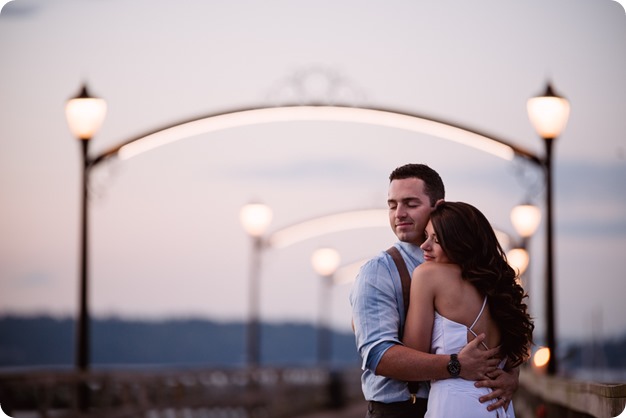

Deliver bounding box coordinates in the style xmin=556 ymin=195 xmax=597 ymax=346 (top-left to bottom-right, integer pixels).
xmin=387 ymin=178 xmax=435 ymax=245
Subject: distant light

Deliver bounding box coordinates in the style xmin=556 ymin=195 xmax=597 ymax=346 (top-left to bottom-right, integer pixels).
xmin=311 ymin=248 xmax=341 ymax=277
xmin=511 ymin=204 xmax=542 ymax=238
xmin=240 ymin=203 xmax=273 ymax=237
xmin=507 ymin=247 xmax=530 ymax=277
xmin=65 ymin=84 xmax=107 ymax=140
xmin=533 ymin=347 xmax=551 ymax=368
xmin=117 ymin=107 xmax=516 ymax=161
xmin=527 ymin=83 xmax=570 ymax=140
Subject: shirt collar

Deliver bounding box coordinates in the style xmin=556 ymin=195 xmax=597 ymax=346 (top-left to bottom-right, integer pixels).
xmin=397 ymin=241 xmax=424 ymax=265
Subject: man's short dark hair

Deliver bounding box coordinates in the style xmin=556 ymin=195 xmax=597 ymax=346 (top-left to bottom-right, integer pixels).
xmin=389 ymin=163 xmax=445 ymax=207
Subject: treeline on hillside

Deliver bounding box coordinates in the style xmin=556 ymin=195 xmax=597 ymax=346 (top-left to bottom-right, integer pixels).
xmin=0 ymin=315 xmax=360 ymax=368
xmin=3 ymin=316 xmax=624 ymax=372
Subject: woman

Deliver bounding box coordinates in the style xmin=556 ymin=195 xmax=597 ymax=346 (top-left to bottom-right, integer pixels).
xmin=403 ymin=201 xmax=534 ymax=418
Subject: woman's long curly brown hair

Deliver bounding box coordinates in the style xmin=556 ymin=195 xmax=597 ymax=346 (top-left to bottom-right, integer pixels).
xmin=430 ymin=201 xmax=534 ymax=367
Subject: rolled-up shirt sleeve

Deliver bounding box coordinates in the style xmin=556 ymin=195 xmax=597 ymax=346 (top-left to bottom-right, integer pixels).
xmin=350 ymin=253 xmax=403 ymax=373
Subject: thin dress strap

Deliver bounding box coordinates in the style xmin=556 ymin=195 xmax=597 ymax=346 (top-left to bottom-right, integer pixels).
xmin=467 ymin=296 xmax=489 ymax=350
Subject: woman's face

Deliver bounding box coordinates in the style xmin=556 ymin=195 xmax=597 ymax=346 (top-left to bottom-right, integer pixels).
xmin=420 ymin=220 xmax=451 ymax=264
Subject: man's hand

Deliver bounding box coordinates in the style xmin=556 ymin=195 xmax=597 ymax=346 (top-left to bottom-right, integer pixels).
xmin=457 ymin=334 xmax=501 ymax=380
xmin=475 ymin=367 xmax=520 ymax=411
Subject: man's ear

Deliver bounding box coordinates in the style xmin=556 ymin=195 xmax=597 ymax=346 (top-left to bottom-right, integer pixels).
xmin=434 ymin=199 xmax=445 ymax=208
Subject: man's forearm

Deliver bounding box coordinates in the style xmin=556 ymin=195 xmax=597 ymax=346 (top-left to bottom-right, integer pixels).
xmin=375 ymin=345 xmax=451 ymax=381
xmin=376 ymin=337 xmax=501 ymax=382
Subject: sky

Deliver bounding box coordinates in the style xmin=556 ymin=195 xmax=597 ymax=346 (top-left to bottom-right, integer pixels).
xmin=0 ymin=0 xmax=625 ymax=346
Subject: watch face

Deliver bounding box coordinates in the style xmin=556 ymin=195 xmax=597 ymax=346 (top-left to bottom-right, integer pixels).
xmin=448 ymin=362 xmax=461 ymax=376
xmin=448 ymin=357 xmax=461 ymax=377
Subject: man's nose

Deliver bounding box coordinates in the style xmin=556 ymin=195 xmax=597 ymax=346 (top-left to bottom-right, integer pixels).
xmin=395 ymin=205 xmax=407 ymax=217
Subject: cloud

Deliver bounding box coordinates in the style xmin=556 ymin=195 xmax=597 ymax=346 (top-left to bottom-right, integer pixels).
xmin=557 ymin=161 xmax=626 ymax=202
xmin=559 ymin=216 xmax=626 ymax=237
xmin=555 ymin=161 xmax=626 ymax=234
xmin=225 ymin=157 xmax=386 ymax=183
xmin=17 ymin=272 xmax=52 ymax=287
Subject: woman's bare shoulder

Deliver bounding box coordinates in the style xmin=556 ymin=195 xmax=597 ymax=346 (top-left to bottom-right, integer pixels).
xmin=415 ymin=261 xmax=459 ymax=273
xmin=413 ymin=262 xmax=459 ymax=282
xmin=413 ymin=261 xmax=461 ymax=287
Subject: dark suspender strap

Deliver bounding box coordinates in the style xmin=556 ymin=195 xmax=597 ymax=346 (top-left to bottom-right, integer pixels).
xmin=386 ymin=246 xmax=411 ymax=322
xmin=386 ymin=246 xmax=420 ymax=399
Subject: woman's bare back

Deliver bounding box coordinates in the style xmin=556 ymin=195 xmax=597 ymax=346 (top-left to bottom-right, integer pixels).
xmin=430 ymin=263 xmax=501 ymax=350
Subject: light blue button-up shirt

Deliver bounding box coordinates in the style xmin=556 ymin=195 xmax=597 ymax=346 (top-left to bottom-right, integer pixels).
xmin=349 ymin=241 xmax=430 ymax=402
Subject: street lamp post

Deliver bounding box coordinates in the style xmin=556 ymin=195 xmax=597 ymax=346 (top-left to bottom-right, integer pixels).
xmin=239 ymin=202 xmax=273 ymax=368
xmin=65 ymin=84 xmax=107 ymax=410
xmin=527 ymin=82 xmax=570 ymax=375
xmin=65 ymin=84 xmax=107 ymax=374
xmin=310 ymin=248 xmax=340 ymax=367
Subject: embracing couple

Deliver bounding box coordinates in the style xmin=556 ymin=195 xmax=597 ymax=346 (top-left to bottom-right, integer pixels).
xmin=350 ymin=163 xmax=534 ymax=418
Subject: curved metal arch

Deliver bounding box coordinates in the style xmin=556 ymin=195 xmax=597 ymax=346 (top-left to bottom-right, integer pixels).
xmin=90 ymin=105 xmax=543 ymax=167
xmin=265 ymin=208 xmax=516 ymax=250
xmin=267 ymin=209 xmax=389 ymax=249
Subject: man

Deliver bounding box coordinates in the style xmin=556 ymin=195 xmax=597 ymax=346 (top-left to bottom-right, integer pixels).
xmin=350 ymin=163 xmax=518 ymax=417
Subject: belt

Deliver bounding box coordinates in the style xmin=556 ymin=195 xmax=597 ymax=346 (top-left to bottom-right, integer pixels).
xmin=368 ymin=398 xmax=428 ymax=415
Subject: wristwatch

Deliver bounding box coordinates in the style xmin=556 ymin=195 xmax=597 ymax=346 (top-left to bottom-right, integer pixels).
xmin=447 ymin=353 xmax=461 ymax=377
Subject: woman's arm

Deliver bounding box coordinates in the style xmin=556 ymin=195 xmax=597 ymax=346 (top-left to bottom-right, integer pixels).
xmin=402 ymin=264 xmax=436 ymax=353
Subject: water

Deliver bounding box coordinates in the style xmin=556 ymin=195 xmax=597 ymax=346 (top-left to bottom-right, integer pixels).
xmin=566 ymin=368 xmax=626 ymax=384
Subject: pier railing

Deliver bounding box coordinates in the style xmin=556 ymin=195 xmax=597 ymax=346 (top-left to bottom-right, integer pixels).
xmin=0 ymin=366 xmax=363 ymax=418
xmin=514 ymin=367 xmax=626 ymax=418
xmin=2 ymin=366 xmax=625 ymax=418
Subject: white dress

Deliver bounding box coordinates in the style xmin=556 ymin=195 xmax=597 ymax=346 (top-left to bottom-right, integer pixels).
xmin=425 ymin=297 xmax=515 ymax=418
